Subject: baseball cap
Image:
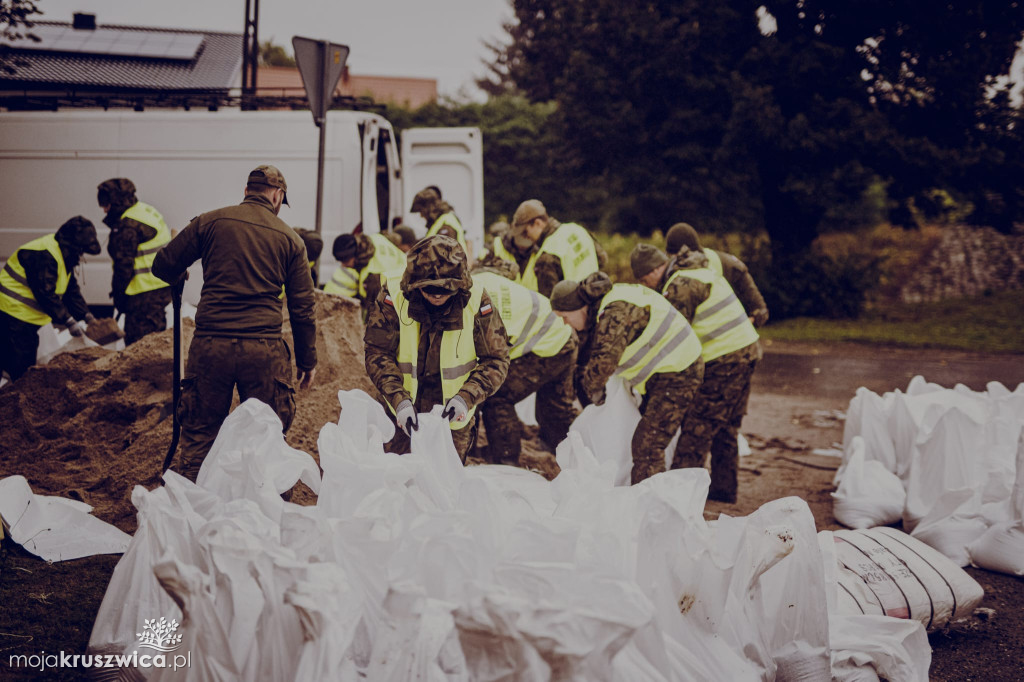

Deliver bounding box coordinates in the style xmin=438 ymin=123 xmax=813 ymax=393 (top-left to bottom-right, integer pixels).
xmin=248 ymin=165 xmax=289 ymax=206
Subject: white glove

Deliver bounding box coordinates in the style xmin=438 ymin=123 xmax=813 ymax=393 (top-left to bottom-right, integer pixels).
xmin=67 ymin=320 xmax=87 ymax=338
xmin=396 ymin=399 xmax=418 ymax=435
xmin=442 ymin=395 xmax=469 ymax=423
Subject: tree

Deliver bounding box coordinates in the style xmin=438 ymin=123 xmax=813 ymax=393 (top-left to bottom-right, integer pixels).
xmin=259 ymin=39 xmax=295 ymax=67
xmin=1 ymin=0 xmax=41 ymax=75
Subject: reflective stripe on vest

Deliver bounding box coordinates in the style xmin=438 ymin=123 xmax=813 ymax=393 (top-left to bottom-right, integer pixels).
xmin=122 ymin=202 xmax=171 ymax=296
xmin=0 ymin=234 xmax=69 ymax=325
xmin=358 ymin=233 xmax=408 ymax=299
xmin=324 ymin=266 xmax=359 ymax=297
xmin=520 ymin=223 xmax=600 ymax=292
xmin=472 ymin=270 xmax=571 ymax=360
xmin=388 ymin=277 xmax=485 ymax=430
xmin=596 ymin=283 xmax=702 ymax=395
xmin=664 ymin=267 xmax=759 ymax=362
xmin=425 ymin=211 xmax=465 ymax=248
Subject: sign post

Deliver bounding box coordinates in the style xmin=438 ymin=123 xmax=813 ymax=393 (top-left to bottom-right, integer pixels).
xmin=292 ymin=37 xmax=349 ymax=237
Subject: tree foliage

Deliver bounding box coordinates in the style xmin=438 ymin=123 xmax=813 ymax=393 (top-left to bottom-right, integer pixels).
xmin=0 ymin=0 xmax=41 ymax=75
xmin=259 ymin=40 xmax=295 ymax=67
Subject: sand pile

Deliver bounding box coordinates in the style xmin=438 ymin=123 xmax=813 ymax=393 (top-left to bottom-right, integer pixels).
xmin=0 ymin=291 xmax=373 ymax=533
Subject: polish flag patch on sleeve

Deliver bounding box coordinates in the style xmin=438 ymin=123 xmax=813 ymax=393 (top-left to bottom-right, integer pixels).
xmin=480 ymin=301 xmax=493 ymax=316
xmin=384 ymin=293 xmax=394 ymax=307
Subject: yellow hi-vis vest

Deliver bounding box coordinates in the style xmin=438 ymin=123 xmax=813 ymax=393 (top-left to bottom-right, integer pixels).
xmin=519 ymin=223 xmax=600 ymax=292
xmin=425 ymin=211 xmax=465 ymax=248
xmin=324 ymin=266 xmax=359 ymax=297
xmin=0 ymin=234 xmax=69 ymax=326
xmin=472 ymin=270 xmax=571 ymax=360
xmin=597 ymin=283 xmax=702 ymax=396
xmin=386 ymin=277 xmax=485 ymax=430
xmin=358 ymin=233 xmax=407 ymax=299
xmin=121 ymin=202 xmax=171 ymax=296
xmin=664 ymin=268 xmax=759 ymax=362
xmin=703 ymin=248 xmax=723 ymax=277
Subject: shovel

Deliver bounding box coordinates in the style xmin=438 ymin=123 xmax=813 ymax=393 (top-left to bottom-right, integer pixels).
xmin=161 ymin=281 xmax=184 ymax=474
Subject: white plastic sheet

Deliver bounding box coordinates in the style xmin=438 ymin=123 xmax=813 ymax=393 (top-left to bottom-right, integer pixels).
xmin=0 ymin=475 xmax=130 ymax=561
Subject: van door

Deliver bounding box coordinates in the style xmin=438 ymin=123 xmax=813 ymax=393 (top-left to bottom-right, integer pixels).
xmin=359 ymin=118 xmax=381 ymax=235
xmin=400 ymin=127 xmax=484 ymax=259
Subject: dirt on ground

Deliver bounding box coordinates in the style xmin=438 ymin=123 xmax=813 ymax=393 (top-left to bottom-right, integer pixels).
xmin=0 ymin=306 xmax=1021 ymax=681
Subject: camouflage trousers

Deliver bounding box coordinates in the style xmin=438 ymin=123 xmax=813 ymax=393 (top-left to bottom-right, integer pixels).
xmin=175 ymin=336 xmax=296 ymax=482
xmin=632 ymin=359 xmax=705 ymax=485
xmin=385 ymin=406 xmax=479 ymax=462
xmin=481 ymin=336 xmax=579 ymax=464
xmin=671 ymin=353 xmax=759 ymax=502
xmin=123 ymin=287 xmax=171 ymax=346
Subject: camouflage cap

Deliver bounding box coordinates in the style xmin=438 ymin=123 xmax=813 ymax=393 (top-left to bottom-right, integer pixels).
xmin=511 ymin=199 xmax=547 ymax=229
xmin=630 ymin=243 xmax=669 ymax=280
xmin=665 ymin=222 xmax=701 ymax=255
xmin=392 ymin=224 xmax=418 ymax=246
xmin=248 ymin=164 xmax=289 ymax=206
xmin=410 ymin=187 xmax=440 ymax=212
xmin=400 ymin=234 xmax=471 ymax=294
xmin=56 ymin=215 xmax=101 ymax=255
xmin=471 ymin=257 xmax=519 ymax=281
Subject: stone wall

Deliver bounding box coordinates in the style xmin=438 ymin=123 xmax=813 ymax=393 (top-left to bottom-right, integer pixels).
xmin=900 ymin=224 xmax=1024 ymax=303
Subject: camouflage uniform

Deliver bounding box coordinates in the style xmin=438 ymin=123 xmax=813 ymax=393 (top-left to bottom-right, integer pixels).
xmin=482 ymin=332 xmax=578 ymax=464
xmin=500 ymin=216 xmax=609 ymax=298
xmin=152 ymin=166 xmax=317 ymax=482
xmin=98 ymin=179 xmax=172 ymax=345
xmin=411 ymin=188 xmax=461 ymax=242
xmin=364 ymin=236 xmax=510 ymax=460
xmin=660 ymin=248 xmax=761 ymax=502
xmin=570 ymin=274 xmax=704 ymax=485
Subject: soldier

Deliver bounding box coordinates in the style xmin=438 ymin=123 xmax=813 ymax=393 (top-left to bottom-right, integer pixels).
xmin=0 ymin=217 xmax=100 ymax=381
xmin=410 ymin=186 xmax=466 ymax=250
xmin=152 ymin=164 xmax=317 ymax=482
xmin=664 ymin=222 xmax=769 ymax=327
xmin=473 ymin=264 xmax=578 ymax=463
xmin=97 ymin=178 xmax=172 ymax=345
xmin=550 ymin=271 xmax=704 ymax=485
xmin=386 ymin=224 xmax=418 ymax=253
xmin=478 ymin=220 xmax=510 ymax=260
xmin=631 ymin=243 xmax=761 ymax=503
xmin=324 ymin=232 xmax=406 ymax=313
xmin=489 ymin=199 xmax=607 ymax=297
xmin=294 ymin=228 xmax=324 ymax=286
xmin=364 ymin=235 xmax=510 ymax=460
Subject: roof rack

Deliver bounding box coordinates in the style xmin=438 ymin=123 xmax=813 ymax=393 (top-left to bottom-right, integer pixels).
xmin=0 ymin=89 xmax=383 ymax=112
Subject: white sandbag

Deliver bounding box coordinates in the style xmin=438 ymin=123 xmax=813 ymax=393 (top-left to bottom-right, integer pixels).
xmin=842 ymin=388 xmax=896 ymax=473
xmin=569 ymin=377 xmax=639 ymax=486
xmin=829 ymin=614 xmax=930 ymax=682
xmin=198 ymin=398 xmax=322 ymax=524
xmin=0 ymin=475 xmax=131 ymax=562
xmin=832 ymin=437 xmax=905 ymax=529
xmin=515 ymin=392 xmax=539 ymax=426
xmin=966 ymin=430 xmax=1024 ymax=575
xmin=830 ymin=527 xmax=983 ymax=631
xmin=909 ymin=488 xmax=987 ymax=567
xmin=36 ymin=325 xmax=101 ymax=364
xmin=367 ymin=588 xmax=467 ymax=681
xmin=286 ymin=563 xmax=368 ymax=680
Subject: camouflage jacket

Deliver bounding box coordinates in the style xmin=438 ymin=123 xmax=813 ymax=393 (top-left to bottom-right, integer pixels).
xmin=363 ymin=287 xmax=510 ymax=411
xmin=533 ymin=219 xmax=608 ymax=298
xmin=712 ymin=248 xmax=769 ymax=327
xmin=576 ymin=299 xmax=649 ymax=405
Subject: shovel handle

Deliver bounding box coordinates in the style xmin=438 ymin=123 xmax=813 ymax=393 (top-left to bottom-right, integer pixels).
xmin=161 ymin=282 xmax=184 ymax=474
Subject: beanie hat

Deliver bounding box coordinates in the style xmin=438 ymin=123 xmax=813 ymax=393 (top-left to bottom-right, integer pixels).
xmin=630 ymin=243 xmax=669 ymax=280
xmin=333 ymin=233 xmax=357 ymax=261
xmin=665 ymin=222 xmax=701 ymax=255
xmin=393 ymin=224 xmax=417 ymax=246
xmin=549 ymin=280 xmax=585 ymax=311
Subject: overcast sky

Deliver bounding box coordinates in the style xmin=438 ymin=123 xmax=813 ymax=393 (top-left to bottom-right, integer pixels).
xmin=34 ymin=0 xmax=513 ymax=98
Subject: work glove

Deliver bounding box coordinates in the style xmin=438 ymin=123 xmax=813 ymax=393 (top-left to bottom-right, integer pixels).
xmin=67 ymin=320 xmax=87 ymax=338
xmin=84 ymin=312 xmax=96 ymax=324
xmin=396 ymin=399 xmax=418 ymax=435
xmin=442 ymin=395 xmax=469 ymax=423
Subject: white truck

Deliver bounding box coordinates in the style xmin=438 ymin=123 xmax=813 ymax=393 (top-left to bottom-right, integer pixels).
xmin=0 ymin=109 xmax=484 ymax=307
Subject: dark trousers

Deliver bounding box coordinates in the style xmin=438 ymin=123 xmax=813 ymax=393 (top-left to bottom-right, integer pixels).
xmin=481 ymin=337 xmax=578 ymax=463
xmin=672 ymin=355 xmax=759 ymax=501
xmin=176 ymin=335 xmax=296 ymax=481
xmin=124 ymin=287 xmax=171 ymax=345
xmin=631 ymin=359 xmax=705 ymax=485
xmin=0 ymin=311 xmax=41 ymax=382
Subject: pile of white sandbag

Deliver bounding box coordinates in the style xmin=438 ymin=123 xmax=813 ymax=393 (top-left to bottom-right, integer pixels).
xmin=86 ymin=389 xmax=950 ymax=681
xmin=834 ymin=376 xmax=1024 ymax=576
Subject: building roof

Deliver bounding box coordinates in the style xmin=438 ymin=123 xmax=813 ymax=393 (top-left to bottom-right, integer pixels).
xmin=259 ymin=65 xmax=437 ymax=109
xmin=0 ymin=20 xmax=241 ymax=93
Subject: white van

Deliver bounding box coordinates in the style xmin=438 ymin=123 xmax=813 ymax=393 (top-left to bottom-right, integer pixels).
xmin=0 ymin=109 xmax=484 ymax=307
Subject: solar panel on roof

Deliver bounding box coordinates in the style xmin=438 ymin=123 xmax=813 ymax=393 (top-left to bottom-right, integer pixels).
xmin=0 ymin=24 xmax=203 ymax=60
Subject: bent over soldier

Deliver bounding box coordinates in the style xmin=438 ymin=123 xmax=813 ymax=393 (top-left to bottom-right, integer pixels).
xmin=97 ymin=178 xmax=172 ymax=345
xmin=632 ymin=243 xmax=761 ymax=502
xmin=473 ymin=266 xmax=578 ymax=463
xmin=152 ymin=165 xmax=317 ymax=481
xmin=551 ymin=272 xmax=704 ymax=485
xmin=324 ymin=232 xmax=406 ymax=314
xmin=364 ymin=235 xmax=510 ymax=460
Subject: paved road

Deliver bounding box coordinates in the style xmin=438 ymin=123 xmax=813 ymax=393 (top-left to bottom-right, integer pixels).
xmin=753 ymin=341 xmax=1024 ymax=401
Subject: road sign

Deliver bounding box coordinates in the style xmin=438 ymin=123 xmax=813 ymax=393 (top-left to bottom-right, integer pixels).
xmin=292 ymin=37 xmax=349 ymax=124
